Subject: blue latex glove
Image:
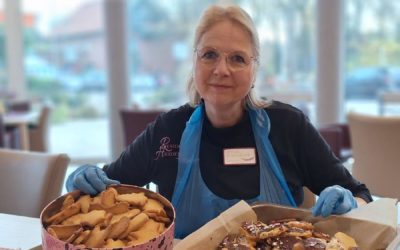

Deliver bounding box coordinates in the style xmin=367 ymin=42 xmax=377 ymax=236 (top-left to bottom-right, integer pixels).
xmin=311 ymin=185 xmax=357 ymax=217
xmin=66 ymin=164 xmax=120 ymax=195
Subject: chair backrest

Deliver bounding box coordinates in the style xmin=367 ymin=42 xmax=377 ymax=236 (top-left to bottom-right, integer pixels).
xmin=348 ymin=112 xmax=400 ymax=200
xmin=319 ymin=123 xmax=352 ymax=161
xmin=318 ymin=126 xmax=342 ymax=158
xmin=0 ymin=149 xmax=70 ymax=217
xmin=29 ymin=106 xmax=51 ymax=152
xmin=0 ymin=114 xmax=19 ymax=149
xmin=120 ymin=109 xmax=163 ymax=147
xmin=0 ymin=115 xmax=5 ymax=147
xmin=337 ymin=123 xmax=351 ymax=149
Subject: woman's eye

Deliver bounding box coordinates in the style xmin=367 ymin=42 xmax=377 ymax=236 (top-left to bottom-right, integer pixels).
xmin=231 ymin=54 xmax=246 ymax=64
xmin=202 ymin=50 xmax=218 ymax=60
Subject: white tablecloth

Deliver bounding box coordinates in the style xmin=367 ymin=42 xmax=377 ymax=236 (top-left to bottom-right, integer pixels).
xmin=0 ymin=213 xmax=41 ymax=250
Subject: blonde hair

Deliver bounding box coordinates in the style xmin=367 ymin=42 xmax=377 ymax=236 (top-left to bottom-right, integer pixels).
xmin=187 ymin=4 xmax=268 ymax=108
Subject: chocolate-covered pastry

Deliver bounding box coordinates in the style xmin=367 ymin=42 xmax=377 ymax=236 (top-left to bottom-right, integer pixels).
xmin=259 ymin=223 xmax=288 ymax=239
xmin=283 ymin=226 xmax=313 ymax=238
xmin=217 ymin=234 xmax=255 ymax=250
xmin=283 ymin=220 xmax=314 ymax=231
xmin=312 ymin=231 xmax=331 ymax=241
xmin=303 ymin=237 xmax=327 ymax=249
xmin=217 ymin=219 xmax=358 ymax=250
xmin=241 ymin=221 xmax=288 ymax=240
xmin=268 ymin=236 xmax=303 ymax=250
xmin=255 ymin=241 xmax=272 ymax=250
xmin=241 ymin=221 xmax=269 ymax=240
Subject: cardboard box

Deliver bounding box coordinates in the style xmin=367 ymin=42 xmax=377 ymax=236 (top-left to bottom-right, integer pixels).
xmin=175 ymin=198 xmax=398 ymax=250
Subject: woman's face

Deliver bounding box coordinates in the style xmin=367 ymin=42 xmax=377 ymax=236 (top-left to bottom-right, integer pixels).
xmin=194 ymin=20 xmax=256 ymax=110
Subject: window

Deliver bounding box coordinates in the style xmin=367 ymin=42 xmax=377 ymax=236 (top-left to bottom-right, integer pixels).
xmin=126 ymin=0 xmax=316 ymax=120
xmin=344 ymin=1 xmax=400 ymax=116
xmin=22 ymin=0 xmax=110 ymax=161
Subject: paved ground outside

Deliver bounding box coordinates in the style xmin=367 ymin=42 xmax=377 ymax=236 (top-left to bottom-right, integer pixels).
xmin=49 ymin=118 xmax=110 ymax=160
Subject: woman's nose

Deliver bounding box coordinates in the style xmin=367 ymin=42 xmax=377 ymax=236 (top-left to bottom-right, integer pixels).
xmin=213 ymin=56 xmax=231 ymax=75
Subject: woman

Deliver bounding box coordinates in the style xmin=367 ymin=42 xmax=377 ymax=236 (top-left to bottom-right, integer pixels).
xmin=67 ymin=4 xmax=372 ymax=239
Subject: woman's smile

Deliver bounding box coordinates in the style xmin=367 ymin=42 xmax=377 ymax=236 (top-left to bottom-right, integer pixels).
xmin=208 ymin=83 xmax=233 ymax=91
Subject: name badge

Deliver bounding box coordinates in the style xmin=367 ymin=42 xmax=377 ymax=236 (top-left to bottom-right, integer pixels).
xmin=223 ymin=148 xmax=256 ymax=166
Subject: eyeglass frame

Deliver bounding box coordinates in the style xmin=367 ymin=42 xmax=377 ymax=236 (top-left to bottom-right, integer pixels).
xmin=194 ymin=46 xmax=258 ymax=71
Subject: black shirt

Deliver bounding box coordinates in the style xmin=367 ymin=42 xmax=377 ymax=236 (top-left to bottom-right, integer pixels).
xmin=201 ymin=109 xmax=260 ymax=200
xmin=104 ymin=101 xmax=372 ymax=205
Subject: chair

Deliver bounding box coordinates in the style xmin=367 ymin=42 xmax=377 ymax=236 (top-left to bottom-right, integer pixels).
xmin=0 ymin=114 xmax=18 ymax=149
xmin=120 ymin=109 xmax=163 ymax=191
xmin=348 ymin=112 xmax=400 ymax=200
xmin=318 ymin=123 xmax=352 ymax=161
xmin=29 ymin=106 xmax=51 ymax=152
xmin=0 ymin=149 xmax=70 ymax=217
xmin=0 ymin=115 xmax=5 ymax=147
xmin=318 ymin=126 xmax=342 ymax=158
xmin=120 ymin=109 xmax=163 ymax=147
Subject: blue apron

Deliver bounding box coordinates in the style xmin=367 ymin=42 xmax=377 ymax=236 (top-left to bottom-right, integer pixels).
xmin=171 ymin=104 xmax=296 ymax=239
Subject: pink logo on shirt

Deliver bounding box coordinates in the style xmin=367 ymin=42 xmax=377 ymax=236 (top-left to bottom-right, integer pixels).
xmin=155 ymin=137 xmax=179 ymax=160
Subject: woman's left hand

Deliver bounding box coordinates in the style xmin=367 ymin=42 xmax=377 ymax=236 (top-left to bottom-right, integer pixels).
xmin=311 ymin=185 xmax=357 ymax=217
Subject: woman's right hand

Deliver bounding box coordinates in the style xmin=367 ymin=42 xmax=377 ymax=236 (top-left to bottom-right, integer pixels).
xmin=66 ymin=164 xmax=120 ymax=195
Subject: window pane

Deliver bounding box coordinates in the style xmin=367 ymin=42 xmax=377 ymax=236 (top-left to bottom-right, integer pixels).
xmin=22 ymin=0 xmax=110 ymax=161
xmin=126 ymin=0 xmax=316 ymax=120
xmin=345 ymin=1 xmax=400 ymax=116
xmin=245 ymin=1 xmax=316 ymax=120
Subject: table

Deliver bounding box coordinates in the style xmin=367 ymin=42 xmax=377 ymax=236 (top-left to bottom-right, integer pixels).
xmin=0 ymin=213 xmax=41 ymax=250
xmin=3 ymin=111 xmax=38 ymax=150
xmin=0 ymin=204 xmax=399 ymax=250
xmin=0 ymin=213 xmax=179 ymax=250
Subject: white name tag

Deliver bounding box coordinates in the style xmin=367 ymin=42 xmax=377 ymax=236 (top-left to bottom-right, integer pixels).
xmin=223 ymin=148 xmax=256 ymax=166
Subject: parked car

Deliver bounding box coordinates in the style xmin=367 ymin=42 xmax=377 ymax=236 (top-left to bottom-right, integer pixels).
xmin=345 ymin=67 xmax=391 ymax=99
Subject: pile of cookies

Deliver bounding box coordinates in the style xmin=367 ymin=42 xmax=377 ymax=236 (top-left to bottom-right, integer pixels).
xmin=217 ymin=218 xmax=359 ymax=250
xmin=43 ymin=187 xmax=171 ymax=248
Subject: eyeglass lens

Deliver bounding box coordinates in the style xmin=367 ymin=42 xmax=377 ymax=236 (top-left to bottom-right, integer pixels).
xmin=196 ymin=47 xmax=254 ymax=70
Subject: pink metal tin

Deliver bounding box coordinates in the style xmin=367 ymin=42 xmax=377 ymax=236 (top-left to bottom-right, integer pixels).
xmin=40 ymin=184 xmax=175 ymax=250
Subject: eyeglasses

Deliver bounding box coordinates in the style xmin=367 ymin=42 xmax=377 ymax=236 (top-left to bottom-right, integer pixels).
xmin=195 ymin=47 xmax=257 ymax=71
